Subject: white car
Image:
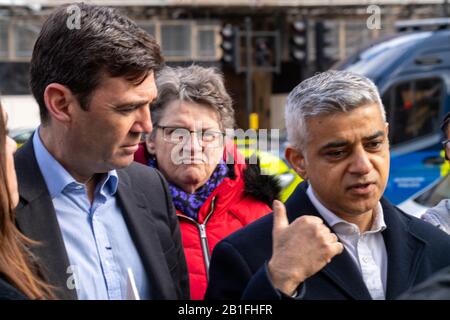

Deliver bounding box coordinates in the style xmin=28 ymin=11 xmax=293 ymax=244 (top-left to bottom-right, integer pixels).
xmin=398 ymin=174 xmax=450 ymax=218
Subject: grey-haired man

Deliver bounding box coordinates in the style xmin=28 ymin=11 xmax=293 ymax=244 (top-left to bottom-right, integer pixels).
xmin=205 ymin=70 xmax=450 ymax=300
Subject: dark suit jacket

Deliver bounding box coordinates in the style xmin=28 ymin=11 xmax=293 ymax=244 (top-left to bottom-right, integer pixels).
xmin=205 ymin=183 xmax=450 ymax=300
xmin=14 ymin=138 xmax=189 ymax=300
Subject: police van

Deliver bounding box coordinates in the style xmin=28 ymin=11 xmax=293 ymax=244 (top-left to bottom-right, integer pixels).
xmin=336 ymin=18 xmax=450 ymax=206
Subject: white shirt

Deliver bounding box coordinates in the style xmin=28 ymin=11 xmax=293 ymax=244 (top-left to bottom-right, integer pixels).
xmin=306 ymin=186 xmax=388 ymax=300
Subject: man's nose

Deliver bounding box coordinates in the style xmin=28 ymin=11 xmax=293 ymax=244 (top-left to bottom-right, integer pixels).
xmin=349 ymin=147 xmax=372 ymax=175
xmin=132 ymin=107 xmax=152 ymax=133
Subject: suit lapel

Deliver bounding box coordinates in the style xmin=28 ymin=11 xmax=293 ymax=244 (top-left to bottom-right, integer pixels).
xmin=285 ymin=184 xmax=372 ymax=299
xmin=14 ymin=138 xmax=76 ymax=300
xmin=116 ymin=169 xmax=177 ymax=299
xmin=381 ymin=198 xmax=426 ymax=299
xmin=320 ymin=251 xmax=372 ymax=299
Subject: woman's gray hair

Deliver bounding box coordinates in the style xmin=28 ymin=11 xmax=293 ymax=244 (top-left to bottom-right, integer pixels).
xmin=150 ymin=65 xmax=234 ymax=135
xmin=285 ymin=70 xmax=386 ymax=149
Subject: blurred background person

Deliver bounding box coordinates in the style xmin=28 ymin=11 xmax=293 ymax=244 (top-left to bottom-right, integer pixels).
xmin=134 ymin=65 xmax=280 ymax=299
xmin=421 ymin=112 xmax=450 ymax=234
xmin=399 ymin=264 xmax=450 ymax=299
xmin=0 ymin=102 xmax=53 ymax=300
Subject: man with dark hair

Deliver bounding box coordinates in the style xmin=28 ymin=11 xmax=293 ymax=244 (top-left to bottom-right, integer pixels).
xmin=14 ymin=3 xmax=189 ymax=300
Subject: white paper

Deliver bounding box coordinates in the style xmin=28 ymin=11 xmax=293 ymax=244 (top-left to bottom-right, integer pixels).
xmin=126 ymin=268 xmax=141 ymax=300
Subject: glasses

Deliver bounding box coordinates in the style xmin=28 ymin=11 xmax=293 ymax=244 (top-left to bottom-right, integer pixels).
xmin=156 ymin=125 xmax=225 ymax=147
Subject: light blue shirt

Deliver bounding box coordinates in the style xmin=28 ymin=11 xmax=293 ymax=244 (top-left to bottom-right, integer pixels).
xmin=33 ymin=129 xmax=150 ymax=300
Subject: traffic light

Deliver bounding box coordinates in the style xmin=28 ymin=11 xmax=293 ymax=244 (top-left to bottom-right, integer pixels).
xmin=290 ymin=20 xmax=308 ymax=64
xmin=254 ymin=37 xmax=273 ymax=67
xmin=315 ymin=21 xmax=332 ymax=71
xmin=220 ymin=24 xmax=236 ymax=68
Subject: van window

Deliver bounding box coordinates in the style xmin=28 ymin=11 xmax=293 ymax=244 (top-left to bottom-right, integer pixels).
xmin=382 ymin=78 xmax=443 ymax=145
xmin=415 ymin=173 xmax=450 ymax=208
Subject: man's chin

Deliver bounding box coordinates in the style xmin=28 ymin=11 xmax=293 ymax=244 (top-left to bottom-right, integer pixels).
xmin=109 ymin=155 xmax=134 ymax=170
xmin=346 ymin=201 xmax=379 ymax=216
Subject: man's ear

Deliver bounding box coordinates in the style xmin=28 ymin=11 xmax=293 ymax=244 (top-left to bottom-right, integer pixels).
xmin=285 ymin=145 xmax=308 ymax=180
xmin=145 ymin=134 xmax=156 ymax=155
xmin=43 ymin=83 xmax=77 ymax=125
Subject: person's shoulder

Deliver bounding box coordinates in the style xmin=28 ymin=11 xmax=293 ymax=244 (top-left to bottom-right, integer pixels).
xmin=120 ymin=161 xmax=161 ymax=182
xmin=118 ymin=162 xmax=171 ymax=202
xmin=222 ymin=213 xmax=274 ymax=250
xmin=14 ymin=137 xmax=35 ymax=165
xmin=422 ymin=199 xmax=450 ymax=227
xmin=396 ymin=204 xmax=450 ymax=244
xmin=382 ymin=198 xmax=450 ymax=239
xmin=0 ymin=277 xmax=27 ymax=300
xmin=399 ymin=265 xmax=450 ymax=300
xmin=423 ymin=199 xmax=450 ymax=216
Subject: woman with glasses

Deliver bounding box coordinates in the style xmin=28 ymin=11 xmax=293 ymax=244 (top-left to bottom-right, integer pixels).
xmin=134 ymin=65 xmax=280 ymax=299
xmin=0 ymin=102 xmax=53 ymax=299
xmin=421 ymin=112 xmax=450 ymax=234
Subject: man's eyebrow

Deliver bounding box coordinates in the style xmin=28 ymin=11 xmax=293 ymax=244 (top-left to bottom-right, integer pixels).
xmin=363 ymin=131 xmax=385 ymax=140
xmin=320 ymin=131 xmax=385 ymax=150
xmin=320 ymin=140 xmax=348 ymax=150
xmin=112 ymin=100 xmax=151 ymax=109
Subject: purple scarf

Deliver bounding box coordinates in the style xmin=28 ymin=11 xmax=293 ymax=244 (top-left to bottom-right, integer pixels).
xmin=147 ymin=157 xmax=228 ymax=221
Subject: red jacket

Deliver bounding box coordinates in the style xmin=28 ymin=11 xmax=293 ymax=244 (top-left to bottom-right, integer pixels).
xmin=134 ymin=142 xmax=280 ymax=299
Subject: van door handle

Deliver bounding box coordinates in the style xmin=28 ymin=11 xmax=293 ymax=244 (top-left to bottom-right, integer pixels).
xmin=415 ymin=56 xmax=442 ymax=65
xmin=423 ymin=156 xmax=445 ymax=166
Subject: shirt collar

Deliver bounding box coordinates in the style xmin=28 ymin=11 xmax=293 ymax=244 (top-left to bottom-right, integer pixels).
xmin=33 ymin=128 xmax=119 ymax=198
xmin=99 ymin=171 xmax=119 ymax=196
xmin=306 ymin=184 xmax=386 ymax=235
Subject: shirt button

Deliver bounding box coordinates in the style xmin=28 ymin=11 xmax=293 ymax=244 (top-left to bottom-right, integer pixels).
xmin=362 ymin=257 xmax=369 ymax=263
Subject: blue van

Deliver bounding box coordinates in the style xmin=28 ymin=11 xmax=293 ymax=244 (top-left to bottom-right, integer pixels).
xmin=336 ymin=18 xmax=450 ymax=204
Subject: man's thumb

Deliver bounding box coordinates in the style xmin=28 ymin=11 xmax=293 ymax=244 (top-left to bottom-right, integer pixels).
xmin=272 ymin=200 xmax=289 ymax=232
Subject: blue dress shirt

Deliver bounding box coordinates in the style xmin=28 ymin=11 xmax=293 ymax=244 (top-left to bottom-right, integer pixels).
xmin=33 ymin=129 xmax=150 ymax=300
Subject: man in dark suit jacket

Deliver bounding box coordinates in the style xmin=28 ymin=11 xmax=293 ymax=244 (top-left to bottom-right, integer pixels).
xmin=205 ymin=70 xmax=450 ymax=300
xmin=15 ymin=140 xmax=189 ymax=300
xmin=14 ymin=4 xmax=189 ymax=299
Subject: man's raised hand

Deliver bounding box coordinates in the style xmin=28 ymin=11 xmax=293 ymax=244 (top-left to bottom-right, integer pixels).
xmin=268 ymin=200 xmax=344 ymax=296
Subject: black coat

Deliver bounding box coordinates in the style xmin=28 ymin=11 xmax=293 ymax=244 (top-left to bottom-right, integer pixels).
xmin=205 ymin=183 xmax=450 ymax=300
xmin=0 ymin=277 xmax=27 ymax=300
xmin=14 ymin=137 xmax=189 ymax=300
